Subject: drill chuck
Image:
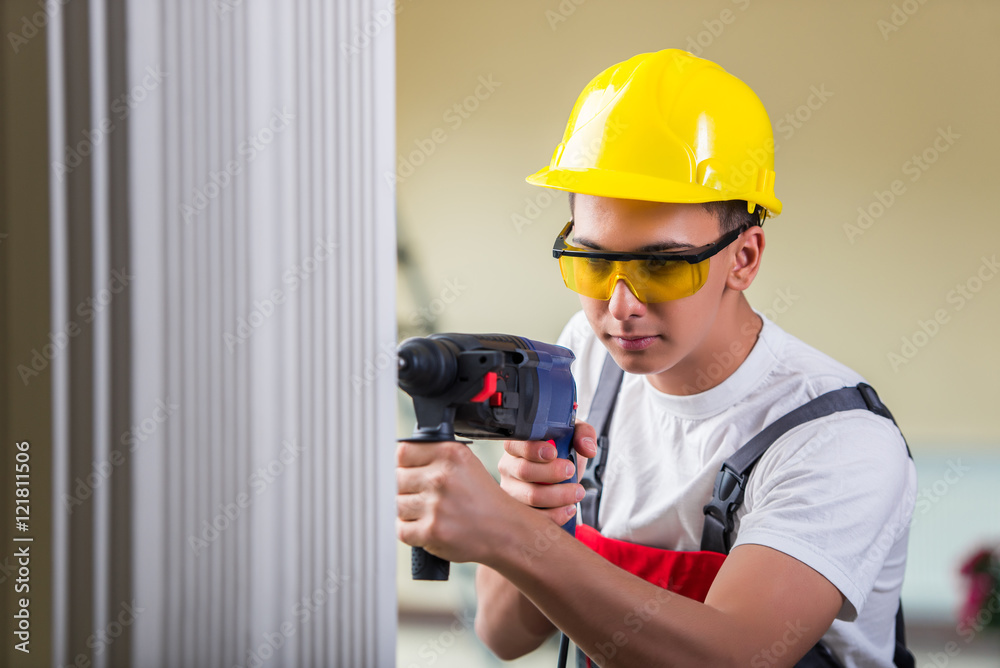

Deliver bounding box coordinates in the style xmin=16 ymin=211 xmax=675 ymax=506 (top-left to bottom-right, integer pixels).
xmin=397 ymin=337 xmax=458 ymax=397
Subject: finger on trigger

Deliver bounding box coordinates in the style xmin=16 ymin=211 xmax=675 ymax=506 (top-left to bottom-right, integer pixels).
xmin=505 ymin=439 xmax=556 ymax=463
xmin=511 ymin=457 xmax=576 ymax=484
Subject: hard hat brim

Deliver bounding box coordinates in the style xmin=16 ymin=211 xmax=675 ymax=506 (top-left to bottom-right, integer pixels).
xmin=526 ymin=166 xmax=782 ymax=216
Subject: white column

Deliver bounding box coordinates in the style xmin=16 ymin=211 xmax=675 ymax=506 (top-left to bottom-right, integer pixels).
xmin=49 ymin=1 xmax=397 ymax=666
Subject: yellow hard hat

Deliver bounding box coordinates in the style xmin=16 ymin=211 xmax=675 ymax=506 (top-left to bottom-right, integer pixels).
xmin=526 ymin=49 xmax=782 ymax=216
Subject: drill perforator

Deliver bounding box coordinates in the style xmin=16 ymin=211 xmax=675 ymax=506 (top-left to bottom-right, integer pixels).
xmin=397 ymin=333 xmax=578 ymax=581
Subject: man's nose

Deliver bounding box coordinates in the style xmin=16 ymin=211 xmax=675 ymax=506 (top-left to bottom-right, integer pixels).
xmin=608 ymin=277 xmax=647 ymax=319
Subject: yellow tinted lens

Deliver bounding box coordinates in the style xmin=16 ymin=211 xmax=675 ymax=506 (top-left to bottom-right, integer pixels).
xmin=559 ymin=256 xmax=617 ymax=299
xmin=631 ymin=258 xmax=709 ymax=302
xmin=559 ymin=256 xmax=709 ymax=302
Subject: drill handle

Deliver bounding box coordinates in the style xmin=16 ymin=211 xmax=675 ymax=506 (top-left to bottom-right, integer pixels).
xmin=551 ymin=429 xmax=578 ymax=537
xmin=412 ymin=546 xmax=450 ymax=581
xmin=402 ymin=430 xmax=469 ymax=581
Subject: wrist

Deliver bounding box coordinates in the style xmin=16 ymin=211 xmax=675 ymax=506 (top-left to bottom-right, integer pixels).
xmin=481 ymin=501 xmax=574 ymax=577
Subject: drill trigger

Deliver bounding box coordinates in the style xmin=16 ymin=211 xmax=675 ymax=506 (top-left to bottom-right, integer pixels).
xmin=469 ymin=372 xmax=498 ymax=403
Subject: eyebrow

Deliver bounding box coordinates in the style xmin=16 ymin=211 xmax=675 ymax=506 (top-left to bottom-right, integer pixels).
xmin=570 ymin=235 xmax=697 ymax=252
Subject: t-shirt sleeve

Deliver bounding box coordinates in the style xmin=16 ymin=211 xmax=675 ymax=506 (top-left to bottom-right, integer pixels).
xmin=732 ymin=411 xmax=916 ymax=621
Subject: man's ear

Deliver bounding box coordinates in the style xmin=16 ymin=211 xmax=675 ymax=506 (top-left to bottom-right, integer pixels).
xmin=726 ymin=227 xmax=765 ymax=291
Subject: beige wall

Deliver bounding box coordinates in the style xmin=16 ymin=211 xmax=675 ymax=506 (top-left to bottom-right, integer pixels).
xmin=397 ymin=0 xmax=1000 ymax=447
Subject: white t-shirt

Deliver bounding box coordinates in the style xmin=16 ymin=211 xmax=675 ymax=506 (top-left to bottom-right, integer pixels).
xmin=557 ymin=310 xmax=917 ymax=668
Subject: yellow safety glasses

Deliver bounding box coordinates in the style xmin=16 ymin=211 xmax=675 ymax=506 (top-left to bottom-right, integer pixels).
xmin=551 ymin=221 xmax=753 ymax=303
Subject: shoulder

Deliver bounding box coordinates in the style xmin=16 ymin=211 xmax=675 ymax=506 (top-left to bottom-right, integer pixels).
xmin=749 ymin=409 xmax=912 ymax=496
xmin=744 ymin=316 xmax=914 ymax=530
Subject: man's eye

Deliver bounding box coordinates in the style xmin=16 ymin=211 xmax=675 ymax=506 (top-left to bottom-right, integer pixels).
xmin=586 ymin=258 xmax=611 ymax=270
xmin=643 ymin=258 xmax=674 ymax=273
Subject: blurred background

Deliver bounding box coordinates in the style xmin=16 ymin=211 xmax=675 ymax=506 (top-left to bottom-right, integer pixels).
xmin=394 ymin=1 xmax=1000 ymax=666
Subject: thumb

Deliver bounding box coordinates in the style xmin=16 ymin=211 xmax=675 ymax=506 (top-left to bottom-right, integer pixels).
xmin=572 ymin=420 xmax=598 ymax=459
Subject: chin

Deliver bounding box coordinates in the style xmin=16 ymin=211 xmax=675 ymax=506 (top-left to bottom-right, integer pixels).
xmin=606 ymin=346 xmax=676 ymax=377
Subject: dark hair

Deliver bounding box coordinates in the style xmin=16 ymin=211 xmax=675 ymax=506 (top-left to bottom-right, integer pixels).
xmin=567 ymin=192 xmax=764 ymax=235
xmin=699 ymin=200 xmax=766 ymax=234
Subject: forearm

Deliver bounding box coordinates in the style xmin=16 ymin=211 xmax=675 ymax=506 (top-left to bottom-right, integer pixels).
xmin=474 ymin=564 xmax=556 ymax=659
xmin=483 ymin=513 xmax=754 ymax=668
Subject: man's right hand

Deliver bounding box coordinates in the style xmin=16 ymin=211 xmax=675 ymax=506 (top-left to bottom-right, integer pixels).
xmin=497 ymin=421 xmax=598 ymax=526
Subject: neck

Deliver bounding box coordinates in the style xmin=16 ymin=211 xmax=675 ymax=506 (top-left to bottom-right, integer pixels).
xmin=648 ymin=293 xmax=762 ymax=396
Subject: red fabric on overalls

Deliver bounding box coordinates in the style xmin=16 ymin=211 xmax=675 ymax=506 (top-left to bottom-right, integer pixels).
xmin=574 ymin=525 xmax=728 ymax=667
xmin=575 ymin=524 xmax=727 ymax=603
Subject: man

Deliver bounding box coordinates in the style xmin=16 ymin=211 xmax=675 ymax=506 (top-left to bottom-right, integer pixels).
xmin=396 ymin=49 xmax=916 ymax=667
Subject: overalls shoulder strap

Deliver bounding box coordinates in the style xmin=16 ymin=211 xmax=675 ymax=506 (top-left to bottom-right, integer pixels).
xmin=701 ymin=382 xmax=910 ymax=553
xmin=579 ymin=353 xmax=625 ymax=530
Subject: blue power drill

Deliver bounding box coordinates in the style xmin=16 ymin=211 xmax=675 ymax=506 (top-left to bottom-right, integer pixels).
xmin=397 ymin=333 xmax=578 ymax=581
